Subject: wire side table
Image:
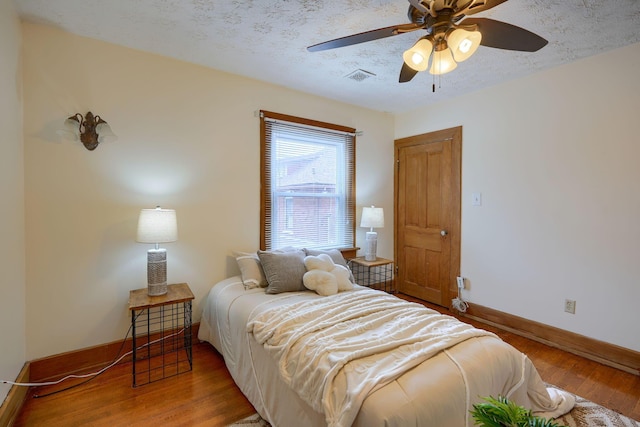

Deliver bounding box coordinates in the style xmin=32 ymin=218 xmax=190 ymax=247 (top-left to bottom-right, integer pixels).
xmin=128 ymin=283 xmax=194 ymax=387
xmin=349 ymin=257 xmax=395 ymax=293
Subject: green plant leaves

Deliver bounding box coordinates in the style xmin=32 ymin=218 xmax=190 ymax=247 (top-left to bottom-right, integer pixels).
xmin=470 ymin=396 xmax=565 ymax=427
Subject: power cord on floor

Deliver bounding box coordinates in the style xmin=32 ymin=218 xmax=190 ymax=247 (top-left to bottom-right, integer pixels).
xmin=1 ymin=317 xmax=136 ymax=397
xmin=1 ymin=311 xmax=187 ymax=398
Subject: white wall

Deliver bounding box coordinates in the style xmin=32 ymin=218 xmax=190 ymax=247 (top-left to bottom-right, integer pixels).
xmin=395 ymin=43 xmax=640 ymax=351
xmin=0 ymin=0 xmax=26 ymax=403
xmin=22 ymin=22 xmax=395 ymax=360
xmin=21 ymin=18 xmax=638 ymax=363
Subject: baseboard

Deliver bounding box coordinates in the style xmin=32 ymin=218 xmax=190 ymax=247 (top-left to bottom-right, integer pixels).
xmin=30 ymin=323 xmax=200 ymax=382
xmin=463 ymin=303 xmax=640 ymax=376
xmin=0 ymin=363 xmax=30 ymax=427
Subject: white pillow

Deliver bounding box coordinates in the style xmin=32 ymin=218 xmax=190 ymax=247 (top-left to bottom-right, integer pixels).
xmin=303 ymin=269 xmax=338 ymax=296
xmin=234 ymin=251 xmax=267 ymax=289
xmin=304 ymin=248 xmax=355 ymax=282
xmin=303 ymin=254 xmax=353 ymax=295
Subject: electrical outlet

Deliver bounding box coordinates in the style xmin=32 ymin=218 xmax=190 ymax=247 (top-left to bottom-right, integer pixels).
xmin=456 ymin=276 xmax=465 ymax=289
xmin=564 ymin=299 xmax=576 ymax=314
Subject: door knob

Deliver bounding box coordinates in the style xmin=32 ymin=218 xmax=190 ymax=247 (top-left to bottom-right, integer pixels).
xmin=440 ymin=230 xmax=448 ymax=236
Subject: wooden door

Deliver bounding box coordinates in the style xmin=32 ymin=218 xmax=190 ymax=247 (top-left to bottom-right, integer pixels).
xmin=394 ymin=127 xmax=461 ymax=307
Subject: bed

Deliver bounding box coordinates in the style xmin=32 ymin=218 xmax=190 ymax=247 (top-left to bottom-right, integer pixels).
xmin=198 ymin=269 xmax=574 ymax=427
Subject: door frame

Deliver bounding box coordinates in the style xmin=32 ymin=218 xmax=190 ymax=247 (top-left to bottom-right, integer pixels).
xmin=393 ymin=126 xmax=462 ymax=307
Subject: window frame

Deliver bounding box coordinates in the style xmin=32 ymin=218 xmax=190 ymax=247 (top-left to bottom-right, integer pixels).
xmin=260 ymin=110 xmax=356 ymax=251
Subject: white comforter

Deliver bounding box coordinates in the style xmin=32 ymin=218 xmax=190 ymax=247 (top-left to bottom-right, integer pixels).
xmin=247 ymin=289 xmax=497 ymax=427
xmin=199 ymin=277 xmax=574 ymax=427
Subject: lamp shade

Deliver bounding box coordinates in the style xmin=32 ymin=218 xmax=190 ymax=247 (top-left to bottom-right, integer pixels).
xmin=430 ymin=46 xmax=458 ymax=75
xmin=57 ymin=115 xmax=81 ymax=141
xmin=360 ymin=206 xmax=384 ymax=229
xmin=448 ymin=28 xmax=482 ymax=62
xmin=402 ymin=38 xmax=433 ymax=72
xmin=96 ymin=120 xmax=117 ymax=144
xmin=136 ymin=207 xmax=178 ymax=243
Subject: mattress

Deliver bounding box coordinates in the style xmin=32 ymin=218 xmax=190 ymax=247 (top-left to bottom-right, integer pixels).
xmin=198 ymin=276 xmax=573 ymax=427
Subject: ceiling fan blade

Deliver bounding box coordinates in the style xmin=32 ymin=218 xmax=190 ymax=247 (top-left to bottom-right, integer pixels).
xmin=307 ymin=23 xmax=423 ymax=52
xmin=462 ymin=17 xmax=548 ymax=52
xmin=457 ymin=0 xmax=510 ymax=16
xmin=407 ymin=0 xmax=429 ymax=15
xmin=399 ymin=62 xmax=419 ymax=83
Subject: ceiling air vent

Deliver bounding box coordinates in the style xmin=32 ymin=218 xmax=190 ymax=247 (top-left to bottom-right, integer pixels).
xmin=345 ymin=69 xmax=376 ymax=82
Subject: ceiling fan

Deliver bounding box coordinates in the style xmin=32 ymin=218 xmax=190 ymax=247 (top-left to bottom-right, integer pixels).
xmin=307 ymin=0 xmax=548 ymax=83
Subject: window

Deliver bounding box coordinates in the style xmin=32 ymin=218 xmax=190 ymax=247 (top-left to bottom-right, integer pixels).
xmin=260 ymin=110 xmax=355 ymax=251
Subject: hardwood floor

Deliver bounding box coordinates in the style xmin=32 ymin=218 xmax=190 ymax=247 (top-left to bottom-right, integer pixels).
xmin=13 ymin=300 xmax=640 ymax=426
xmin=13 ymin=343 xmax=256 ymax=427
xmin=459 ymin=315 xmax=640 ymax=421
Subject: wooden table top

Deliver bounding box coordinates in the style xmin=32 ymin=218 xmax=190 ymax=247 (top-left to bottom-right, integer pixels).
xmin=128 ymin=282 xmax=194 ymax=310
xmin=350 ymin=257 xmax=393 ymax=267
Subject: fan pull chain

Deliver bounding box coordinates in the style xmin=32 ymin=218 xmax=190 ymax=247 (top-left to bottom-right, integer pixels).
xmin=432 ymin=72 xmax=444 ymax=92
xmin=432 ymin=74 xmax=443 ymax=92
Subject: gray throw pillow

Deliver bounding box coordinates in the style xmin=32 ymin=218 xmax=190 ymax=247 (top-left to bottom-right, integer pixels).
xmin=258 ymin=249 xmax=307 ymax=294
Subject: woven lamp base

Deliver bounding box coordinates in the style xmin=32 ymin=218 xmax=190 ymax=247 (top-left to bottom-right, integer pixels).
xmin=148 ymin=282 xmax=167 ymax=296
xmin=364 ymin=231 xmax=378 ymax=261
xmin=147 ymin=248 xmax=168 ymax=296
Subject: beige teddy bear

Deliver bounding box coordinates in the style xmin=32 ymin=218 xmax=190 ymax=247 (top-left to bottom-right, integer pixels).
xmin=303 ymin=254 xmax=354 ymax=296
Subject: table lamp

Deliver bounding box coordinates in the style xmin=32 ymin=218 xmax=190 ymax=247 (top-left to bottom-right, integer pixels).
xmin=360 ymin=206 xmax=384 ymax=261
xmin=136 ymin=206 xmax=178 ymax=296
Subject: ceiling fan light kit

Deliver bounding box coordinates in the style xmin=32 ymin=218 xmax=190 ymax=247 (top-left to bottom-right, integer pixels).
xmin=402 ymin=26 xmax=482 ymax=76
xmin=307 ymin=0 xmax=548 ymax=83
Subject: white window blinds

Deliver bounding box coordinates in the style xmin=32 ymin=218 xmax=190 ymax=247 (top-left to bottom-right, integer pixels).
xmin=261 ymin=111 xmax=355 ymax=251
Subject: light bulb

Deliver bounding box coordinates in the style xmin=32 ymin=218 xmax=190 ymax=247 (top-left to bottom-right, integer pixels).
xmin=459 ymin=38 xmax=473 ymax=53
xmin=411 ymin=52 xmax=425 ymax=66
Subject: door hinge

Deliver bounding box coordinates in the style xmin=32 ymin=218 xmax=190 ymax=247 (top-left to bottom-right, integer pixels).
xmin=396 ymin=159 xmax=400 ymax=170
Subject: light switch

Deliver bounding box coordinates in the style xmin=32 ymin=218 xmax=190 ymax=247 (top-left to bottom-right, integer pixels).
xmin=472 ymin=192 xmax=482 ymax=206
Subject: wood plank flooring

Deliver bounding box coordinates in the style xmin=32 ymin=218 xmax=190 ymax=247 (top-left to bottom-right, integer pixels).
xmin=13 ymin=298 xmax=640 ymax=426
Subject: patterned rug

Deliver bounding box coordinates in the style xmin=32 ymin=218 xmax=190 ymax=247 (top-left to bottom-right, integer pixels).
xmin=227 ymin=394 xmax=639 ymax=427
xmin=228 ymin=413 xmax=270 ymax=426
xmin=555 ymin=395 xmax=639 ymax=427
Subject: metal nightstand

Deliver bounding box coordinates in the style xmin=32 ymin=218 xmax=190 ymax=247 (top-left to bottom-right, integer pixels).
xmin=349 ymin=257 xmax=395 ymax=293
xmin=128 ymin=282 xmax=194 ymax=387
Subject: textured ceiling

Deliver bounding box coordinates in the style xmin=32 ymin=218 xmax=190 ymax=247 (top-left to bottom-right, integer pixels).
xmin=13 ymin=0 xmax=640 ymax=114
